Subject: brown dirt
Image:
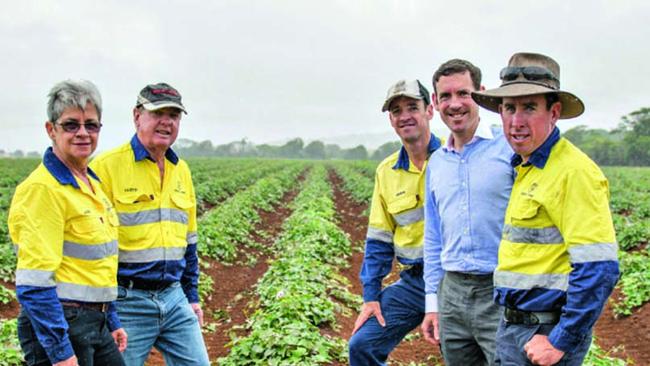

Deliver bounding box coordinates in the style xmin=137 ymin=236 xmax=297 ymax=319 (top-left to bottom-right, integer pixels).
xmin=327 ymin=170 xmax=441 ymax=365
xmin=144 ymin=179 xmax=303 ymax=365
xmin=594 ymin=289 xmax=650 ymax=365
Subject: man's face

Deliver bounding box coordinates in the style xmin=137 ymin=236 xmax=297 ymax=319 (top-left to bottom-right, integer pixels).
xmin=499 ymin=94 xmax=561 ymax=161
xmin=46 ymin=102 xmax=100 ymax=164
xmin=433 ymin=71 xmax=482 ymax=137
xmin=134 ymin=107 xmax=181 ymax=152
xmin=388 ymin=96 xmax=433 ymax=144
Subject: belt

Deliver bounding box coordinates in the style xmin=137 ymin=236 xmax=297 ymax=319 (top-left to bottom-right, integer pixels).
xmin=118 ymin=278 xmax=172 ymax=291
xmin=504 ymin=308 xmax=561 ymax=325
xmin=60 ymin=301 xmax=109 ymax=312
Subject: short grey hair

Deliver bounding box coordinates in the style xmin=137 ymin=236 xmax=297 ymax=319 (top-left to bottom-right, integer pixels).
xmin=47 ymin=80 xmax=102 ymax=122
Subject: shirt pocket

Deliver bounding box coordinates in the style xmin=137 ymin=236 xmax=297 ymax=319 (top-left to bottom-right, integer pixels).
xmin=387 ymin=195 xmax=420 ymax=226
xmin=170 ymin=193 xmax=193 ymax=211
xmin=66 ymin=216 xmax=106 ymax=244
xmin=509 ymin=198 xmax=541 ymax=222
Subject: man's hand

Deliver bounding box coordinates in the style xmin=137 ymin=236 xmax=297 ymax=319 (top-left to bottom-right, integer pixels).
xmin=111 ymin=327 xmax=128 ymax=352
xmin=53 ymin=355 xmax=78 ymax=366
xmin=190 ymin=303 xmax=204 ymax=326
xmin=524 ymin=334 xmax=564 ymax=366
xmin=421 ymin=312 xmax=440 ymax=345
xmin=351 ymin=301 xmax=385 ymax=336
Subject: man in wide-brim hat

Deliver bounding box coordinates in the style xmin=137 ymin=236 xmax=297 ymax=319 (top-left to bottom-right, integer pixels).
xmin=471 ymin=52 xmax=620 ymax=366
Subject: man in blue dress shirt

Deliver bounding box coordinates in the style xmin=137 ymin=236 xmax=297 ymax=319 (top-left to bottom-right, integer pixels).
xmin=421 ymin=59 xmax=514 ymax=365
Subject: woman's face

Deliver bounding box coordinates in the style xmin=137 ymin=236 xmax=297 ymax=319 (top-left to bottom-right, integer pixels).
xmin=46 ymin=102 xmax=100 ymax=166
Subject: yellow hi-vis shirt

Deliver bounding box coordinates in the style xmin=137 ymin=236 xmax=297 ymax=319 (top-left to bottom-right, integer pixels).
xmin=494 ymin=136 xmax=619 ymax=352
xmin=9 ymin=158 xmax=119 ymax=301
xmin=360 ymin=134 xmax=442 ymax=301
xmin=90 ymin=136 xmax=199 ymax=301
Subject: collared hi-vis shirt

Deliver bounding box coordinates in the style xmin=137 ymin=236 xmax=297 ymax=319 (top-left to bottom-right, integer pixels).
xmin=9 ymin=147 xmax=120 ymax=364
xmin=90 ymin=135 xmax=200 ymax=303
xmin=494 ymin=128 xmax=620 ymax=353
xmin=360 ymin=134 xmax=441 ymax=302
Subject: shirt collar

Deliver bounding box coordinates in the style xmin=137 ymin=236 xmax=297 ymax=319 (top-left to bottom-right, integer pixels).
xmin=130 ymin=134 xmax=179 ymax=165
xmin=443 ymin=120 xmax=495 ymax=152
xmin=42 ymin=147 xmax=100 ymax=189
xmin=510 ymin=126 xmax=560 ymax=169
xmin=392 ymin=133 xmax=441 ymax=171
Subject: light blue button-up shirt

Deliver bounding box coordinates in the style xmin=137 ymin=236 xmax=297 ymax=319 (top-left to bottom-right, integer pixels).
xmin=423 ymin=122 xmax=514 ymax=312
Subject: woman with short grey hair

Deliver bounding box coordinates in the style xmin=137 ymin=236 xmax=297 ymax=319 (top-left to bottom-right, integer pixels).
xmin=9 ymin=80 xmax=127 ymax=366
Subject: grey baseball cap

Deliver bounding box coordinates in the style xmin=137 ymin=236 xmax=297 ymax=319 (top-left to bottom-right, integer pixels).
xmin=382 ymin=79 xmax=431 ymax=112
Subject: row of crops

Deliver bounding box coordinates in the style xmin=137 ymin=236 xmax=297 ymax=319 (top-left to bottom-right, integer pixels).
xmin=0 ymin=157 xmax=648 ymax=365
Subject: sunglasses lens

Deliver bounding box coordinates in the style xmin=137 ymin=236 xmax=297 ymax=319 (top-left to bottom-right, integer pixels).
xmin=522 ymin=67 xmax=554 ymax=81
xmin=499 ymin=67 xmax=520 ymax=81
xmin=61 ymin=122 xmax=81 ymax=132
xmin=85 ymin=123 xmax=101 ymax=133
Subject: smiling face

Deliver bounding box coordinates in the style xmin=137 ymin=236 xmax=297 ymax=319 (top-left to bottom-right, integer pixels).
xmin=388 ymin=96 xmax=433 ymax=144
xmin=134 ymin=107 xmax=181 ymax=154
xmin=499 ymin=94 xmax=561 ymax=161
xmin=46 ymin=102 xmax=99 ymax=166
xmin=433 ymin=71 xmax=482 ymax=140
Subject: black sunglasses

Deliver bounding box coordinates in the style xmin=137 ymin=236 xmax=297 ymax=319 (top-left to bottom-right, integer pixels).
xmin=54 ymin=120 xmax=102 ymax=134
xmin=500 ymin=66 xmax=559 ymax=83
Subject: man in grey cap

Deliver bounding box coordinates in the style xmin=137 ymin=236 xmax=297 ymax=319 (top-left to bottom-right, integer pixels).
xmin=91 ymin=83 xmax=209 ymax=365
xmin=472 ymin=53 xmax=619 ymax=366
xmin=348 ymin=79 xmax=442 ymax=365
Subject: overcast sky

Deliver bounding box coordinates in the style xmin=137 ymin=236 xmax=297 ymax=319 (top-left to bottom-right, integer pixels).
xmin=1 ymin=0 xmax=648 ymax=153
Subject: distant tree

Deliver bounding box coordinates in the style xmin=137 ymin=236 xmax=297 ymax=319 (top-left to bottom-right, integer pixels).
xmin=26 ymin=151 xmax=40 ymax=157
xmin=371 ymin=141 xmax=401 ymax=160
xmin=11 ymin=150 xmax=24 ymax=158
xmin=279 ymin=138 xmax=304 ymax=158
xmin=304 ymin=140 xmax=326 ymax=159
xmin=324 ymin=144 xmax=343 ymax=159
xmin=343 ymin=145 xmax=368 ymax=160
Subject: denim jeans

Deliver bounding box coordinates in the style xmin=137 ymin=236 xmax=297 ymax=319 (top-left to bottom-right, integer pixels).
xmin=438 ymin=271 xmax=501 ymax=366
xmin=495 ymin=319 xmax=592 ymax=366
xmin=116 ymin=281 xmax=209 ymax=366
xmin=348 ymin=275 xmax=425 ymax=366
xmin=17 ymin=308 xmax=125 ymax=366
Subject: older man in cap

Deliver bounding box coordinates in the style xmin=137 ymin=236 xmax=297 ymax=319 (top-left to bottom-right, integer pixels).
xmin=348 ymin=79 xmax=442 ymax=366
xmin=472 ymin=53 xmax=619 ymax=366
xmin=91 ymin=83 xmax=209 ymax=365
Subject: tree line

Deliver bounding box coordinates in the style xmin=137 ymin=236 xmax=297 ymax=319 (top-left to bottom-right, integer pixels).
xmin=172 ymin=137 xmax=402 ymax=161
xmin=563 ymin=107 xmax=650 ymax=166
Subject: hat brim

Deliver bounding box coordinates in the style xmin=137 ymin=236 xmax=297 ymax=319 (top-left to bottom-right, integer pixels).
xmin=140 ymin=101 xmax=187 ymax=114
xmin=382 ymin=93 xmax=424 ymax=112
xmin=472 ymin=82 xmax=584 ymax=119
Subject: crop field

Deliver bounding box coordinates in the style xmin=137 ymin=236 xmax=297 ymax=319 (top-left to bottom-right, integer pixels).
xmin=0 ymin=158 xmax=648 ymax=365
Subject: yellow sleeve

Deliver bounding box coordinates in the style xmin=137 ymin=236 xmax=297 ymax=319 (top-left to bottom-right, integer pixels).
xmin=9 ymin=183 xmax=65 ymax=273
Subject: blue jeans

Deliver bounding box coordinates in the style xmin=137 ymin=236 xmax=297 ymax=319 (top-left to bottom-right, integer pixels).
xmin=116 ymin=282 xmax=209 ymax=366
xmin=495 ymin=318 xmax=592 ymax=366
xmin=17 ymin=308 xmax=125 ymax=366
xmin=348 ymin=275 xmax=425 ymax=366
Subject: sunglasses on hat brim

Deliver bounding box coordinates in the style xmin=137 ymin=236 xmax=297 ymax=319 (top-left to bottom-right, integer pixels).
xmin=499 ymin=66 xmax=559 ymax=84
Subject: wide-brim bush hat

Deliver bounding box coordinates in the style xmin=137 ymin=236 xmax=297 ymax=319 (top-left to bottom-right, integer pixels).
xmin=472 ymin=52 xmax=584 ymax=119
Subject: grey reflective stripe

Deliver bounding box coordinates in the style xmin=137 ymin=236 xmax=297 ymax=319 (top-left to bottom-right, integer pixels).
xmin=63 ymin=240 xmax=118 ymax=260
xmin=502 ymin=224 xmax=564 ymax=244
xmin=393 ymin=207 xmax=424 ymax=227
xmin=13 ymin=244 xmax=18 ymax=255
xmin=57 ymin=282 xmax=117 ymax=302
xmin=394 ymin=245 xmax=423 ymax=260
xmin=187 ymin=232 xmax=198 ymax=245
xmin=15 ymin=269 xmax=55 ymax=287
xmin=569 ymin=242 xmax=619 ymax=263
xmin=118 ymin=208 xmax=188 ymax=227
xmin=119 ymin=247 xmax=187 ymax=263
xmin=494 ymin=270 xmax=568 ymax=291
xmin=366 ymin=227 xmax=394 ymax=243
